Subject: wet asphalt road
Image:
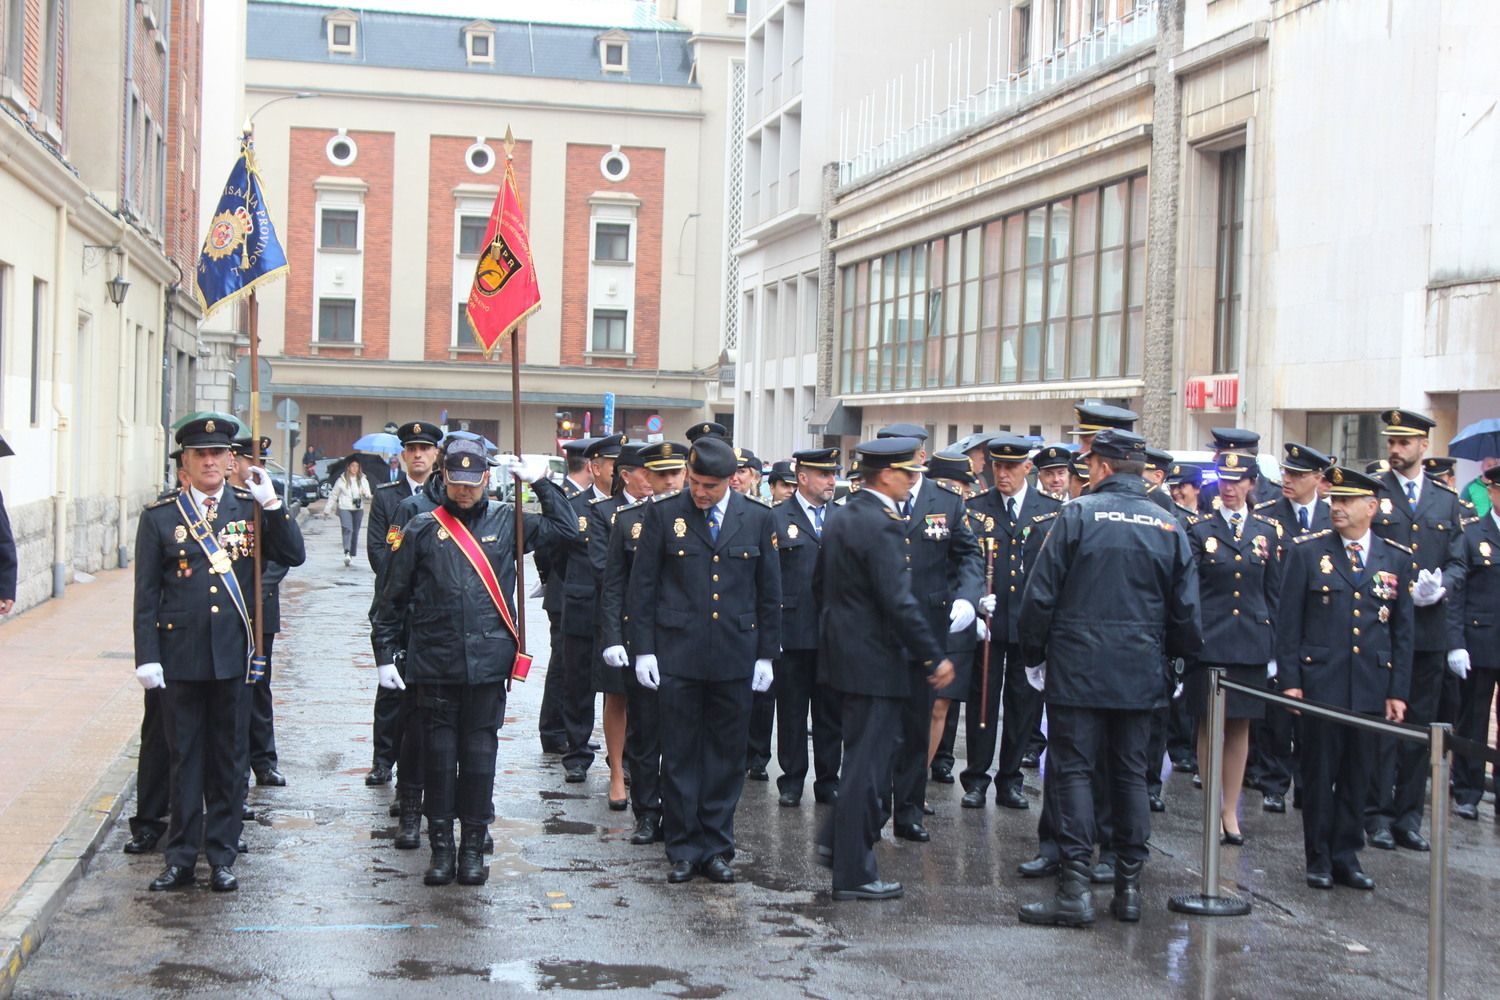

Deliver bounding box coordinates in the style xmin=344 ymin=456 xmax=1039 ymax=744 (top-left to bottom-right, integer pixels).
xmin=13 ymin=513 xmax=1500 ymax=998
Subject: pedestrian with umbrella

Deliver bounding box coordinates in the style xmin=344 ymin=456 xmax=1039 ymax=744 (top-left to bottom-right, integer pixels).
xmin=326 ymin=458 xmax=373 ymax=565
xmin=1448 ymin=418 xmax=1500 ymax=517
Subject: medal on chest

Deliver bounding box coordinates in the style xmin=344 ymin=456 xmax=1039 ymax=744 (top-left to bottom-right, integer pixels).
xmin=1378 ymin=604 xmax=1391 ymax=624
xmin=923 ymin=514 xmax=949 ymax=541
xmin=1251 ymin=534 xmax=1269 ymax=560
xmin=1373 ymin=571 xmax=1398 ymax=601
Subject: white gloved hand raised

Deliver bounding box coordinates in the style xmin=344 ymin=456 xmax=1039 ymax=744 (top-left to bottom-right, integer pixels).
xmin=751 ymin=659 xmax=774 ymax=692
xmin=243 ymin=465 xmax=281 ymax=509
xmin=135 ymin=663 xmax=166 ymax=690
xmin=377 ymin=664 xmax=406 ymax=690
xmin=498 ymin=453 xmax=549 ymax=484
xmin=1447 ymin=649 xmax=1471 ymax=680
xmin=602 ymin=645 xmax=629 ymax=669
xmin=635 ymin=654 xmax=660 ymax=690
xmin=1267 ymin=659 xmax=1278 ymax=681
xmin=978 ymin=593 xmax=997 ymax=616
xmin=1412 ymin=568 xmax=1446 ymax=607
xmin=1025 ymin=662 xmax=1046 ymax=693
xmin=975 ymin=618 xmax=990 ymax=643
xmin=949 ymin=598 xmax=976 ymax=633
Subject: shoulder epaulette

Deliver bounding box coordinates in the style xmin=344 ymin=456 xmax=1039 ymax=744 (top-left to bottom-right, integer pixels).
xmin=588 ymin=495 xmax=612 ymax=506
xmin=834 ymin=496 xmax=849 ymax=507
xmin=1186 ymin=514 xmax=1202 ymax=526
xmin=1459 ymin=498 xmax=1476 ymax=511
xmin=1032 ymin=511 xmax=1059 ymax=523
xmin=147 ymin=490 xmax=180 ymax=509
xmin=620 ymin=496 xmax=648 ymax=511
xmin=231 ymin=487 xmax=253 ymax=500
xmin=1429 ymin=478 xmax=1458 ymax=495
xmin=1379 ymin=536 xmax=1413 ymax=555
xmin=650 ymin=490 xmax=679 ymax=503
xmin=1039 ymin=489 xmax=1067 ymax=502
xmin=969 ymin=486 xmax=995 ymax=500
xmin=376 ymin=480 xmax=404 ymax=490
xmin=932 ymin=480 xmax=961 ymax=497
xmin=1461 ymin=515 xmax=1481 ymax=526
xmin=1254 ymin=513 xmax=1284 ymax=538
xmin=745 ymin=494 xmax=772 ymax=506
xmin=1254 ymin=499 xmax=1278 ymax=510
xmin=1293 ymin=528 xmax=1332 ymax=544
xmin=883 ymin=507 xmax=902 ymax=520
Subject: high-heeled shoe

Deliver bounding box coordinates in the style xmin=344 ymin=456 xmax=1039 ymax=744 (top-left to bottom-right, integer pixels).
xmin=1220 ymin=829 xmax=1245 ymax=846
xmin=608 ymin=797 xmax=629 ymax=811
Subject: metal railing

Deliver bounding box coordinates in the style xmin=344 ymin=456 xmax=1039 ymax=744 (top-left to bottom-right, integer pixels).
xmin=1167 ymin=668 xmax=1500 ymax=1000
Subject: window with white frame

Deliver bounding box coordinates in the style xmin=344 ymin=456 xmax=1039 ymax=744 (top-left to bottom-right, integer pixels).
xmin=465 ymin=21 xmax=494 ymax=64
xmin=592 ymin=222 xmax=632 ymax=263
xmin=326 ymin=11 xmax=358 ymax=54
xmin=320 ymin=207 xmax=360 ymax=251
xmin=451 ymin=190 xmax=499 ymax=350
xmin=598 ymin=30 xmax=629 ymax=73
xmin=455 ymin=300 xmax=485 ymax=351
xmin=591 ymin=309 xmax=628 ymax=353
xmin=457 ymin=214 xmax=489 ymax=256
xmin=585 ymin=195 xmax=639 ymax=357
xmin=318 ymin=298 xmax=357 ymax=343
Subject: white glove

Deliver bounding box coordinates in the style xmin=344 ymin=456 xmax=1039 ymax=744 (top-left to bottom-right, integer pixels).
xmin=602 ymin=645 xmax=629 ymax=669
xmin=1172 ymin=681 xmax=1185 ymax=701
xmin=978 ymin=593 xmax=997 ymax=616
xmin=1412 ymin=568 xmax=1446 ymax=607
xmin=1447 ymin=649 xmax=1471 ymax=680
xmin=635 ymin=654 xmax=660 ymax=690
xmin=528 ymin=578 xmax=545 ymax=599
xmin=1266 ymin=659 xmax=1278 ymax=681
xmin=135 ymin=663 xmax=166 ymax=689
xmin=975 ymin=619 xmax=990 ymax=642
xmin=1025 ymin=662 xmax=1046 ymax=692
xmin=243 ymin=465 xmax=281 ymax=509
xmin=377 ymin=664 xmax=406 ymax=690
xmin=751 ymin=659 xmax=774 ymax=692
xmin=498 ymin=453 xmax=549 ymax=484
xmin=949 ymin=598 xmax=976 ymax=634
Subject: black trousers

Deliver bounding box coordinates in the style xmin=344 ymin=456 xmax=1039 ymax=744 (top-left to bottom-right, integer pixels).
xmin=559 ymin=632 xmax=598 ymax=772
xmin=371 ymin=676 xmax=402 ymax=769
xmin=818 ymin=694 xmax=900 ymax=890
xmin=1247 ymin=687 xmax=1298 ymax=797
xmin=658 ymin=673 xmax=752 ymax=864
xmin=537 ymin=610 xmax=567 ymax=751
xmin=624 ymin=668 xmax=663 ymax=821
xmin=774 ymin=649 xmax=841 ymax=800
xmin=1167 ymin=685 xmax=1197 ymax=764
xmin=1368 ymin=649 xmax=1444 ymax=834
xmin=396 ymin=681 xmax=426 ymax=796
xmin=1301 ymin=714 xmax=1375 ymax=875
xmin=247 ymin=634 xmax=278 ymax=772
xmin=1035 ymin=719 xmax=1116 ymax=864
xmin=1047 ymin=705 xmax=1150 ymax=867
xmin=419 ymin=681 xmax=505 ymax=827
xmin=1145 ymin=703 xmax=1169 ymax=797
xmin=889 ymin=666 xmax=930 ymax=827
xmin=960 ymin=644 xmax=1040 ymax=797
xmin=236 ymin=635 xmax=276 ymax=799
xmin=1453 ymin=667 xmax=1499 ymax=808
xmin=161 ymin=677 xmax=244 ymax=869
xmin=129 ymin=687 xmax=170 ymax=840
xmin=933 ymin=705 xmax=960 ymax=774
xmin=747 ymin=689 xmax=776 ymax=771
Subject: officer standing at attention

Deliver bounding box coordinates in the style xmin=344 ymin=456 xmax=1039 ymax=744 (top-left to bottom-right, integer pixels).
xmin=738 ymin=446 xmax=780 ymax=785
xmin=627 ymin=436 xmax=782 ymax=885
xmin=1366 ymin=409 xmax=1465 ymax=851
xmin=1197 ymin=428 xmax=1279 ymax=514
xmin=813 ymin=438 xmax=955 ymax=901
xmin=1276 ymin=465 xmax=1412 ymax=889
xmin=536 ymin=437 xmax=596 ymax=755
xmin=599 ymin=442 xmax=689 ymax=845
xmin=133 ymin=417 xmax=306 ymax=892
xmin=1445 ymin=465 xmax=1500 ymax=820
xmin=875 ymin=423 xmax=982 ymax=844
xmin=363 ymin=420 xmax=443 ymax=788
xmin=1017 ymin=429 xmax=1201 ymax=926
xmin=373 ymin=445 xmax=575 ymax=886
xmin=770 ymin=448 xmax=844 ymax=808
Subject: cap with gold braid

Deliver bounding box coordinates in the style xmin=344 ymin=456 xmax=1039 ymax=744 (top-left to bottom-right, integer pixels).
xmin=1068 ymin=402 xmax=1138 ymax=435
xmin=1215 ymin=451 xmax=1254 ymax=482
xmin=639 ymin=440 xmax=688 ymax=471
xmin=792 ymin=446 xmax=840 ymax=471
xmin=1381 ymin=408 xmax=1436 ymax=438
xmin=855 ymin=437 xmax=927 ymax=473
xmin=396 ymin=420 xmax=443 ymax=447
xmin=1323 ymin=465 xmax=1381 ymax=497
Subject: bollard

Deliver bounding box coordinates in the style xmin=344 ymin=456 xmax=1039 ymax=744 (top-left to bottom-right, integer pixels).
xmin=1427 ymin=723 xmax=1450 ymax=1000
xmin=1169 ymin=668 xmax=1251 ymax=916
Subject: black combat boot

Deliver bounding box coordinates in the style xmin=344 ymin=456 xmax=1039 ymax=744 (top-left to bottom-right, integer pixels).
xmin=423 ymin=821 xmax=456 ymax=885
xmin=1018 ymin=858 xmax=1096 ymax=927
xmin=394 ymin=790 xmax=423 ymax=850
xmin=1109 ymin=859 xmax=1143 ymax=922
xmin=456 ymin=825 xmax=489 ymax=885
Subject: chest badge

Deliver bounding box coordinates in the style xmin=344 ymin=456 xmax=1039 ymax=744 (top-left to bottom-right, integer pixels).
xmin=1379 ymin=604 xmax=1391 ymax=624
xmin=630 ymin=521 xmax=642 ymax=540
xmin=923 ymin=514 xmax=949 ymax=541
xmin=1205 ymin=536 xmax=1219 ymax=555
xmin=1380 ymin=497 xmax=1394 ymax=516
xmin=1319 ymin=553 xmax=1334 ymax=575
xmin=787 ymin=522 xmax=799 ymax=540
xmin=173 ymin=524 xmax=188 ymax=543
xmin=673 ymin=517 xmax=687 ymax=538
xmin=436 ymin=526 xmax=450 ymax=542
xmin=1481 ymin=541 xmax=1493 ymax=559
xmin=578 ymin=515 xmax=589 ymax=532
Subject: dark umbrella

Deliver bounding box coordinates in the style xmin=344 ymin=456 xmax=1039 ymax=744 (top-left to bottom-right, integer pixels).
xmin=1449 ymin=418 xmax=1500 ymax=462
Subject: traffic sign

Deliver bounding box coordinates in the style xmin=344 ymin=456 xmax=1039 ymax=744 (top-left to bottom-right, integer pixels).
xmin=275 ymin=398 xmax=300 ymax=421
xmin=275 ymin=420 xmax=300 ymax=431
xmin=231 ymin=356 xmax=274 ymax=413
xmin=602 ymin=393 xmax=616 ymax=435
xmin=645 ymin=414 xmax=662 ymax=434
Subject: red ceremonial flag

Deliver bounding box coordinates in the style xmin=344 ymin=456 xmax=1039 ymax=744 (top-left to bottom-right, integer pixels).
xmin=464 ymin=145 xmax=542 ymax=358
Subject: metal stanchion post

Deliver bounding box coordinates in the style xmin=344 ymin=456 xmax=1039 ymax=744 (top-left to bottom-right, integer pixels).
xmin=1169 ymin=668 xmax=1251 ymax=916
xmin=1427 ymin=723 xmax=1450 ymax=1000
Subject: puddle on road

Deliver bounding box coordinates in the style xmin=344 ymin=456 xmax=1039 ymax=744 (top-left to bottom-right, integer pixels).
xmin=542 ymin=816 xmax=597 ymax=836
xmin=373 ymin=958 xmax=490 ymax=981
xmin=487 ymin=959 xmax=725 ymax=996
xmin=149 ymin=961 xmax=246 ymax=990
xmin=538 ymin=790 xmax=589 ymax=801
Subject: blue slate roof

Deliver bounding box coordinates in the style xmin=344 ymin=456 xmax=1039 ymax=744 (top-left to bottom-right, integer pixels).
xmin=247 ymin=1 xmax=696 ymax=87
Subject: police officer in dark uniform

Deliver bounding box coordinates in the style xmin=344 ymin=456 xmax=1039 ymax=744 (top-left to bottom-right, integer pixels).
xmin=1446 ymin=466 xmax=1500 ymax=820
xmin=813 ymin=438 xmax=955 ymax=901
xmin=686 ymin=420 xmax=730 ymax=444
xmin=1197 ymin=428 xmax=1279 ymax=514
xmin=963 ymin=437 xmax=1062 ymax=810
xmin=598 ymin=441 xmax=689 ymax=845
xmin=1017 ymin=429 xmax=1201 ymax=926
xmin=1276 ymin=465 xmax=1413 ymax=889
xmin=767 ymin=461 xmax=798 ymax=504
xmin=1366 ymin=408 xmax=1465 ymax=851
xmin=133 ymin=417 xmax=306 ymax=891
xmin=373 ymin=445 xmax=575 ymax=885
xmin=738 ymin=446 xmax=780 ymax=784
xmin=363 ymin=420 xmax=444 ymax=786
xmin=627 ymin=436 xmax=782 ymax=885
xmin=536 ymin=437 xmax=596 ymax=754
xmin=1143 ymin=448 xmax=1178 ymax=514
xmin=0 ymin=433 xmax=14 ymax=616
xmin=770 ymin=447 xmax=843 ymax=807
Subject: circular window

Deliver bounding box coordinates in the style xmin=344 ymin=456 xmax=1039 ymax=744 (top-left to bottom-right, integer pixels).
xmin=326 ymin=133 xmax=358 ymax=166
xmin=600 ymin=149 xmax=630 ymax=182
xmin=465 ymin=141 xmax=495 ymax=175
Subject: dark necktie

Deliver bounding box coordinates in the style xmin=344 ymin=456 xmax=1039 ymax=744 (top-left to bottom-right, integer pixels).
xmin=1298 ymin=506 xmax=1310 ymax=531
xmin=1406 ymin=481 xmax=1418 ymax=508
xmin=899 ymin=493 xmax=913 ymax=519
xmin=706 ymin=505 xmax=719 ymax=542
xmin=1006 ymin=496 xmax=1018 ymax=525
xmin=1347 ymin=541 xmax=1364 ymax=577
xmin=1230 ymin=511 xmax=1243 ymax=540
xmin=811 ymin=505 xmax=824 ymax=538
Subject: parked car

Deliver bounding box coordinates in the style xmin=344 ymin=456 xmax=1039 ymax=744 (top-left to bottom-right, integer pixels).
xmin=263 ymin=458 xmax=319 ymax=509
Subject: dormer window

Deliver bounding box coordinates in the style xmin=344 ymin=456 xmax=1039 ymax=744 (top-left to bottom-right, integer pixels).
xmin=597 ymin=30 xmax=629 ymax=74
xmin=325 ymin=9 xmax=358 ymax=54
xmin=464 ymin=21 xmax=495 ymax=65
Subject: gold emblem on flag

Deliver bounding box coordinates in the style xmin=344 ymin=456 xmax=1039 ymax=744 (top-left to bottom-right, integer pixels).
xmin=474 ymin=231 xmax=523 ymax=297
xmin=203 ymin=209 xmax=251 ymax=261
xmin=673 ymin=517 xmax=687 ymax=538
xmin=173 ymin=525 xmax=188 ymax=543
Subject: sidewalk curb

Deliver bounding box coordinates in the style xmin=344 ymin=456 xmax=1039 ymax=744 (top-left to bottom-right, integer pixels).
xmin=0 ymin=739 xmax=138 ymax=999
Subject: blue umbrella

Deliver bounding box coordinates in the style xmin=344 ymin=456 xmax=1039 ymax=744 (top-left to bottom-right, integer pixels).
xmin=1448 ymin=418 xmax=1500 ymax=461
xmin=351 ymin=432 xmax=403 ymax=455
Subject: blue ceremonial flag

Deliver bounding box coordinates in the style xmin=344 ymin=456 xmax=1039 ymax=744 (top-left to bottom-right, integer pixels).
xmin=195 ymin=133 xmax=289 ymax=317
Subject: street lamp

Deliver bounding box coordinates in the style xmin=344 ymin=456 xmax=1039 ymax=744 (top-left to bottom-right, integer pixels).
xmin=245 ymin=91 xmax=318 ymax=132
xmin=84 ymin=244 xmax=130 ymax=307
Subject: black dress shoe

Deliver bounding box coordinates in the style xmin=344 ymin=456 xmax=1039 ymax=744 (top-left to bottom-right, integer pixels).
xmin=668 ymin=859 xmax=696 ymax=884
xmin=242 ymin=804 xmax=256 ymax=822
xmin=921 ymin=803 xmax=936 ymax=816
xmin=209 ymin=865 xmax=238 ymax=892
xmin=1333 ymin=866 xmax=1375 ymax=890
xmin=1367 ymin=828 xmax=1397 ymax=851
xmin=564 ymin=766 xmax=588 ymax=783
xmin=814 ymin=845 xmax=833 ymax=869
xmin=702 ymin=855 xmax=735 ymax=884
xmin=1394 ymin=829 xmax=1430 ymax=852
xmin=123 ymin=832 xmax=160 ymax=855
xmin=1018 ymin=855 xmax=1059 ymax=878
xmin=1305 ymin=872 xmax=1334 ymax=890
xmin=778 ymin=792 xmax=800 ymax=807
xmin=998 ymin=787 xmax=1029 ymax=810
xmin=630 ymin=816 xmax=664 ymax=845
xmin=254 ymin=768 xmax=286 ymax=787
xmin=1263 ymin=794 xmax=1287 ymax=813
xmin=237 ymin=840 xmax=248 ymax=854
xmin=1171 ymin=756 xmax=1198 ymax=774
xmin=1220 ymin=830 xmax=1245 ymax=846
xmin=1148 ymin=793 xmax=1166 ymax=813
xmin=814 ymin=790 xmax=839 ymax=804
xmin=365 ymin=764 xmax=393 ymax=786
xmin=930 ymin=766 xmax=955 ymax=784
xmin=1020 ymin=751 xmax=1041 ymax=769
xmin=960 ymin=789 xmax=985 ymax=809
xmin=541 ymin=741 xmax=567 ymax=755
xmin=893 ymin=822 xmax=930 ymax=843
xmin=747 ymin=765 xmax=769 ymax=782
xmin=832 ymin=880 xmax=903 ymax=901
xmin=148 ymin=865 xmax=195 ymax=891
xmin=1454 ymin=803 xmax=1479 ymax=821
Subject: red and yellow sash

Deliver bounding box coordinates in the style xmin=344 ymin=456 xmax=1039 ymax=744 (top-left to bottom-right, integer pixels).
xmin=430 ymin=506 xmax=531 ymax=681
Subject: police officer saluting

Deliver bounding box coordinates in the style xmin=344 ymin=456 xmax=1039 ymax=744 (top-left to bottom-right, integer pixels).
xmin=133 ymin=417 xmax=306 ymax=892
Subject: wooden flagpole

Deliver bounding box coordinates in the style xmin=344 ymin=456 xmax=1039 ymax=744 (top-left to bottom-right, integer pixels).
xmin=506 ymin=127 xmax=526 ymax=685
xmin=248 ymin=289 xmax=266 ymax=683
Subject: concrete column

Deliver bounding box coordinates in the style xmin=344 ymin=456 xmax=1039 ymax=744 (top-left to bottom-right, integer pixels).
xmin=814 ymin=162 xmax=838 ymax=406
xmin=1142 ymin=0 xmax=1185 ymax=446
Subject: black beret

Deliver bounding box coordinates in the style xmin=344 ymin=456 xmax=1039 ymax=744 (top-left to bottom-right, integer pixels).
xmin=688 ymin=436 xmax=738 ymax=478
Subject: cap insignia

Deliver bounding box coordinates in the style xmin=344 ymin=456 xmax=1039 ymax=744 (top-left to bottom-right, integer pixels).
xmin=205 ymin=420 xmax=216 ymax=433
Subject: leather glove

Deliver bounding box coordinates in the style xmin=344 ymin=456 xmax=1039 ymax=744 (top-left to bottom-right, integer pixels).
xmin=243 ymin=465 xmax=281 ymax=509
xmin=1412 ymin=568 xmax=1446 ymax=607
xmin=975 ymin=618 xmax=990 ymax=642
xmin=1266 ymin=659 xmax=1278 ymax=681
xmin=377 ymin=664 xmax=406 ymax=690
xmin=135 ymin=663 xmax=166 ymax=690
xmin=978 ymin=593 xmax=997 ymax=616
xmin=1024 ymin=662 xmax=1046 ymax=693
xmin=635 ymin=654 xmax=660 ymax=691
xmin=751 ymin=659 xmax=774 ymax=692
xmin=1447 ymin=649 xmax=1471 ymax=680
xmin=602 ymin=645 xmax=629 ymax=669
xmin=949 ymin=598 xmax=976 ymax=633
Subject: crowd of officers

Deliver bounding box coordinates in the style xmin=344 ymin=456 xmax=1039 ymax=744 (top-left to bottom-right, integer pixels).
xmin=129 ymin=401 xmax=1500 ymax=920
